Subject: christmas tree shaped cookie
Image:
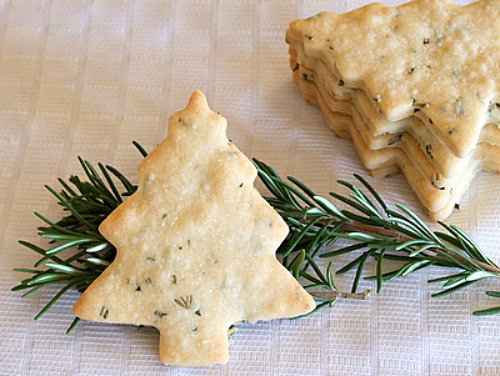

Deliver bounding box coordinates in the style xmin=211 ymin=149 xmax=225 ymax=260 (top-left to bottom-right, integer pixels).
xmin=286 ymin=0 xmax=500 ymax=220
xmin=73 ymin=91 xmax=315 ymax=366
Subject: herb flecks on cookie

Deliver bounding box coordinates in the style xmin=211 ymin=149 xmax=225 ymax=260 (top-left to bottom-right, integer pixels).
xmin=288 ymin=0 xmax=500 ymax=156
xmin=72 ymin=91 xmax=315 ymax=366
xmin=286 ymin=0 xmax=500 ymax=220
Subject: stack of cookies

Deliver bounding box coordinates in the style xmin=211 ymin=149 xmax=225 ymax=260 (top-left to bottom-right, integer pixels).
xmin=286 ymin=0 xmax=500 ymax=220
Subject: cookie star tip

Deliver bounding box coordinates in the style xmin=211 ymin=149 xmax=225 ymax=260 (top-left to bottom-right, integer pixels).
xmin=187 ymin=90 xmax=210 ymax=112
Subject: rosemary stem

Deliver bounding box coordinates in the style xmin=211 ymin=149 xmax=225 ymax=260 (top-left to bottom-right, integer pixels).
xmin=432 ymin=250 xmax=500 ymax=274
xmin=313 ymin=218 xmax=500 ymax=275
xmin=310 ymin=290 xmax=372 ymax=300
xmin=341 ymin=221 xmax=401 ymax=238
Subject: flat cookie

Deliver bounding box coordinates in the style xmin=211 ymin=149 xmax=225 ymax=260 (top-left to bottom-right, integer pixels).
xmin=299 ymin=78 xmax=500 ymax=220
xmin=286 ymin=0 xmax=500 ymax=157
xmin=73 ymin=91 xmax=315 ymax=366
xmin=289 ymin=43 xmax=500 ymax=149
xmin=293 ymin=61 xmax=499 ymax=181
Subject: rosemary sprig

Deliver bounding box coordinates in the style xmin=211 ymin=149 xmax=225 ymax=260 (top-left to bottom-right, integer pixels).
xmin=12 ymin=143 xmax=500 ymax=335
xmin=12 ymin=154 xmax=139 ymax=333
xmin=254 ymin=159 xmax=500 ymax=315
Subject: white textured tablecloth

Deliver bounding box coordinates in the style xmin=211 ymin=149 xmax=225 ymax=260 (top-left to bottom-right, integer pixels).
xmin=1 ymin=0 xmax=500 ymax=374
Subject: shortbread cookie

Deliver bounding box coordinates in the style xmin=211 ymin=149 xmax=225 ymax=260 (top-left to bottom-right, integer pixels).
xmin=300 ymin=78 xmax=500 ymax=220
xmin=286 ymin=0 xmax=500 ymax=157
xmin=288 ymin=44 xmax=500 ymax=149
xmin=73 ymin=91 xmax=315 ymax=366
xmin=293 ymin=62 xmax=500 ymax=180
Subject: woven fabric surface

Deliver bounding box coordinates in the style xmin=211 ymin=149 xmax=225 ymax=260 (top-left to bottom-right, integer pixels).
xmin=1 ymin=0 xmax=499 ymax=375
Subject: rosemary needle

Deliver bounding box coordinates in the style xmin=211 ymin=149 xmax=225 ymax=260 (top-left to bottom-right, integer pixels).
xmin=11 ymin=142 xmax=500 ymax=334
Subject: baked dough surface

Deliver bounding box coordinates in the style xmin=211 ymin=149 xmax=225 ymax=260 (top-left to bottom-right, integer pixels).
xmin=73 ymin=91 xmax=315 ymax=366
xmin=287 ymin=0 xmax=500 ymax=157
